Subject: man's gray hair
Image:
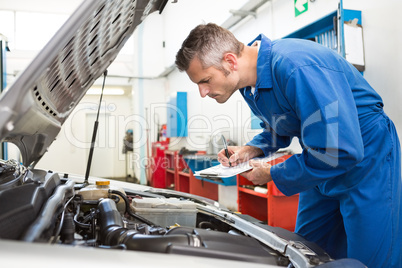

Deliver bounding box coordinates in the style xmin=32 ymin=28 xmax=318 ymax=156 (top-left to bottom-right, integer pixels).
xmin=175 ymin=23 xmax=244 ymax=73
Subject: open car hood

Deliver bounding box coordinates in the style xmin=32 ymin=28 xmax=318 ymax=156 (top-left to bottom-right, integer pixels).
xmin=0 ymin=0 xmax=167 ymax=167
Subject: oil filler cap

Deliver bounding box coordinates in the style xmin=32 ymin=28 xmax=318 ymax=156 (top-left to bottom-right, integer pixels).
xmin=96 ymin=180 xmax=110 ymax=186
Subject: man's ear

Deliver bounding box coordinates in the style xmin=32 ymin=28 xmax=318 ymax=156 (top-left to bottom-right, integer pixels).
xmin=223 ymin=53 xmax=238 ymax=71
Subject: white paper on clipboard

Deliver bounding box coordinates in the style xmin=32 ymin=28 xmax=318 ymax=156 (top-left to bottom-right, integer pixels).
xmin=194 ymin=153 xmax=285 ymax=178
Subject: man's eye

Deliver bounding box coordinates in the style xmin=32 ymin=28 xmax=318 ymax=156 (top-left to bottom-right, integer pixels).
xmin=199 ymin=78 xmax=210 ymax=84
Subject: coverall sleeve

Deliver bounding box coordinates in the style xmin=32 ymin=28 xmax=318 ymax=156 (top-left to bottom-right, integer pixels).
xmin=270 ymin=65 xmax=364 ymax=196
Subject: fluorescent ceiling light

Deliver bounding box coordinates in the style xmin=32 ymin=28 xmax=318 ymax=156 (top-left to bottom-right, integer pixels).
xmin=86 ymin=87 xmax=125 ymax=95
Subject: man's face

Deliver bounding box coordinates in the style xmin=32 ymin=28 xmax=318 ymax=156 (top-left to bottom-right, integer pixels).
xmin=186 ymin=57 xmax=239 ymax=103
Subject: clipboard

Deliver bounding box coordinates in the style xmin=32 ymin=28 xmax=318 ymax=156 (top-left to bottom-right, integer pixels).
xmin=194 ymin=153 xmax=286 ymax=178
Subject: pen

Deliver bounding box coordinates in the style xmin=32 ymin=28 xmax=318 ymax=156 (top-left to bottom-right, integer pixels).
xmin=221 ymin=135 xmax=231 ymax=167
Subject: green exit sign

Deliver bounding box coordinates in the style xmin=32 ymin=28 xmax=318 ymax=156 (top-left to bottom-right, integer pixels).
xmin=295 ymin=0 xmax=308 ymax=17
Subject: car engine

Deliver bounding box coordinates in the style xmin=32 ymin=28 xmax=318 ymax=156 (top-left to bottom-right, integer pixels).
xmin=0 ymin=160 xmax=291 ymax=266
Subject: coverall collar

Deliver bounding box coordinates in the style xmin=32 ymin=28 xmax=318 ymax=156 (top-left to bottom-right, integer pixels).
xmin=248 ymin=34 xmax=273 ymax=89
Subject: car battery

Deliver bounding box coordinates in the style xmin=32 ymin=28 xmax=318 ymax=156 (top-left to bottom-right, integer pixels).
xmin=131 ymin=197 xmax=197 ymax=227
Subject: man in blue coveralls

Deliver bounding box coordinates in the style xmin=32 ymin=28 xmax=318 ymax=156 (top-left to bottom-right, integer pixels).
xmin=175 ymin=23 xmax=401 ymax=267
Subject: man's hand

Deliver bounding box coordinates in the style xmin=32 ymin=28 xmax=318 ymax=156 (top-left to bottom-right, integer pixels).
xmin=218 ymin=145 xmax=263 ymax=167
xmin=241 ymin=160 xmax=272 ymax=185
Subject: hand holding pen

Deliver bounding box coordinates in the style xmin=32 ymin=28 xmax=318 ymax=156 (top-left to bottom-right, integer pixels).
xmin=221 ymin=135 xmax=232 ymax=167
xmin=218 ymin=144 xmax=264 ymax=168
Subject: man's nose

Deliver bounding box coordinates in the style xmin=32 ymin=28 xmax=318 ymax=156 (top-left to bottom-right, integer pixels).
xmin=198 ymin=85 xmax=209 ymax=98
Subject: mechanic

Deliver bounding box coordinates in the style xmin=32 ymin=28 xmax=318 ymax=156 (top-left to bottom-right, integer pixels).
xmin=175 ymin=23 xmax=402 ymax=268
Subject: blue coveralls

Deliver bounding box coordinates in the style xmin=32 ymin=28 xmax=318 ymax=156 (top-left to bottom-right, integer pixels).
xmin=241 ymin=34 xmax=402 ymax=267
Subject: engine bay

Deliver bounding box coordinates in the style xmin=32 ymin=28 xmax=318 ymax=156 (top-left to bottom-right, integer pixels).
xmin=0 ymin=161 xmax=290 ymax=266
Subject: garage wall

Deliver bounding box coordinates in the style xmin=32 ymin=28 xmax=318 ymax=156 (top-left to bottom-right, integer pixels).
xmin=36 ymin=94 xmax=133 ymax=178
